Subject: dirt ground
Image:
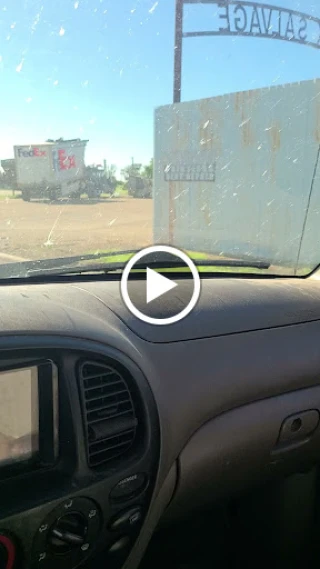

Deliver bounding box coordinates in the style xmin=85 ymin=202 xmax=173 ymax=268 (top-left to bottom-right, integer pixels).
xmin=0 ymin=197 xmax=153 ymax=261
xmin=0 ymin=195 xmax=296 ymax=276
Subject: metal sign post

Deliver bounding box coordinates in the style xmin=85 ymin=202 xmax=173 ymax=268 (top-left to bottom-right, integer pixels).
xmin=173 ymin=0 xmax=320 ymax=103
xmin=174 ymin=0 xmax=184 ymax=104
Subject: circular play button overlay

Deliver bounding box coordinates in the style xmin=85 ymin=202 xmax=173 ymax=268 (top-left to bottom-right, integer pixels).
xmin=120 ymin=245 xmax=201 ymax=325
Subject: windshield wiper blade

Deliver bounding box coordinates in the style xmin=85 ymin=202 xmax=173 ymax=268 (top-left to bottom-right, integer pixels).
xmin=0 ymin=250 xmax=141 ymax=279
xmin=24 ymin=258 xmax=270 ymax=277
xmin=0 ymin=248 xmax=270 ymax=279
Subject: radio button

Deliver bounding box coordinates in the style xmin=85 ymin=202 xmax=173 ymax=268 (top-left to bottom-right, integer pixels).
xmin=109 ymin=507 xmax=142 ymax=532
xmin=110 ymin=473 xmax=147 ymax=501
xmin=108 ymin=536 xmax=131 ymax=554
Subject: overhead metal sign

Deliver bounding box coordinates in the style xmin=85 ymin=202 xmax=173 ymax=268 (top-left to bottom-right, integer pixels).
xmin=174 ymin=0 xmax=320 ymax=102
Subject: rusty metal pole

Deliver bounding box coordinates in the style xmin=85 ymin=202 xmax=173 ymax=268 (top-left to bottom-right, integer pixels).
xmin=173 ymin=0 xmax=183 ymax=104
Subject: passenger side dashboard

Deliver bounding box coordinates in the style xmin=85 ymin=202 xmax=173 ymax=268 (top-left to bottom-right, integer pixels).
xmin=0 ymin=276 xmax=320 ymax=568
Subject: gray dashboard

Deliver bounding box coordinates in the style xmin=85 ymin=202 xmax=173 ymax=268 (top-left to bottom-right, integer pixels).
xmin=1 ymin=275 xmax=320 ymax=569
xmin=78 ymin=278 xmax=320 ymax=342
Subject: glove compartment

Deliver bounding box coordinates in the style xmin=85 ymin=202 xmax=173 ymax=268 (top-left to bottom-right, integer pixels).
xmin=163 ymin=385 xmax=320 ymax=522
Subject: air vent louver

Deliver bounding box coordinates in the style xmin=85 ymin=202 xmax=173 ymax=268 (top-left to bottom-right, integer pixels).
xmin=79 ymin=361 xmax=138 ymax=467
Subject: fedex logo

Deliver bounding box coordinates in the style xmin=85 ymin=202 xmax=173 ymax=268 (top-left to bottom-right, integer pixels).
xmin=17 ymin=147 xmax=46 ymax=158
xmin=53 ymin=149 xmax=76 ymax=171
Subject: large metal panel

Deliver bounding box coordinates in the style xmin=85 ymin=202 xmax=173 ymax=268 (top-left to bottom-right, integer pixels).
xmin=154 ymin=79 xmax=320 ymax=271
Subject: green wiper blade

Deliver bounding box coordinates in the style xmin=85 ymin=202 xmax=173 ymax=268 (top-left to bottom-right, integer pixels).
xmin=25 ymin=258 xmax=270 ymax=277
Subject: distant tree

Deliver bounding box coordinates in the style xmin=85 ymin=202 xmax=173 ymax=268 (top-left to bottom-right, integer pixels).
xmin=121 ymin=163 xmax=142 ymax=181
xmin=106 ymin=163 xmax=117 ymax=179
xmin=142 ymin=158 xmax=153 ymax=179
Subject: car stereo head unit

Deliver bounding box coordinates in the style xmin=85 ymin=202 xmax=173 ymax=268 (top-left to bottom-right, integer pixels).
xmin=0 ymin=360 xmax=58 ymax=479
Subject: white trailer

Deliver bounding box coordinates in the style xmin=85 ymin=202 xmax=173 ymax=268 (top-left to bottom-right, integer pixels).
xmin=14 ymin=139 xmax=93 ymax=201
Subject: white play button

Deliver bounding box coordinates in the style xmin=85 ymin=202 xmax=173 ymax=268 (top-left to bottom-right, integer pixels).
xmin=146 ymin=267 xmax=177 ymax=304
xmin=120 ymin=245 xmax=201 ymax=326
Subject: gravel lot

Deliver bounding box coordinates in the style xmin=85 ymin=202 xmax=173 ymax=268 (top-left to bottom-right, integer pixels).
xmin=0 ymin=197 xmax=153 ymax=261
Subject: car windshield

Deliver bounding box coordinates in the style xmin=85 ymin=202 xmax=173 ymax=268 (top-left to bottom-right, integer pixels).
xmin=0 ymin=0 xmax=319 ymax=278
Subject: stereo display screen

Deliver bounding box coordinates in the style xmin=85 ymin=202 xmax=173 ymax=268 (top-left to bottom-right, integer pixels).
xmin=0 ymin=366 xmax=39 ymax=466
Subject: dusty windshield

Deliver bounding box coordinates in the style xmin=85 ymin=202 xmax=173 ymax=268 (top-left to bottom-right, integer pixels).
xmin=0 ymin=0 xmax=320 ymax=278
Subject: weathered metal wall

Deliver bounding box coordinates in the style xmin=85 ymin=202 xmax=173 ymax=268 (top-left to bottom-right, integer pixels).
xmin=153 ymin=79 xmax=320 ymax=271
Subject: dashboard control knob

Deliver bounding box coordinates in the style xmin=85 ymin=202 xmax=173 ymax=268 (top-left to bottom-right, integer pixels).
xmin=32 ymin=497 xmax=101 ymax=568
xmin=0 ymin=535 xmax=15 ymax=569
xmin=48 ymin=512 xmax=88 ymax=554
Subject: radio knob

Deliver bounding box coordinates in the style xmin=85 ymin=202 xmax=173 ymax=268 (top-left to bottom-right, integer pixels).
xmin=0 ymin=535 xmax=15 ymax=569
xmin=48 ymin=512 xmax=88 ymax=554
xmin=0 ymin=544 xmax=8 ymax=569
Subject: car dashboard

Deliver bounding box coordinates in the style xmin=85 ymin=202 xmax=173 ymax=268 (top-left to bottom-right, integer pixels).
xmin=1 ymin=275 xmax=320 ymax=568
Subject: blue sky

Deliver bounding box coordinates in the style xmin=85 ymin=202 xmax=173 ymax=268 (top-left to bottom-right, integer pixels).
xmin=0 ymin=0 xmax=319 ymax=170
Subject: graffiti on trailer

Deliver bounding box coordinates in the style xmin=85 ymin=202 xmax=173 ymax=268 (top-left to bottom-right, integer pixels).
xmin=53 ymin=149 xmax=76 ymax=172
xmin=182 ymin=1 xmax=320 ymax=49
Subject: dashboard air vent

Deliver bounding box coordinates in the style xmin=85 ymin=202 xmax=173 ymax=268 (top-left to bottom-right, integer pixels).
xmin=79 ymin=361 xmax=138 ymax=467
